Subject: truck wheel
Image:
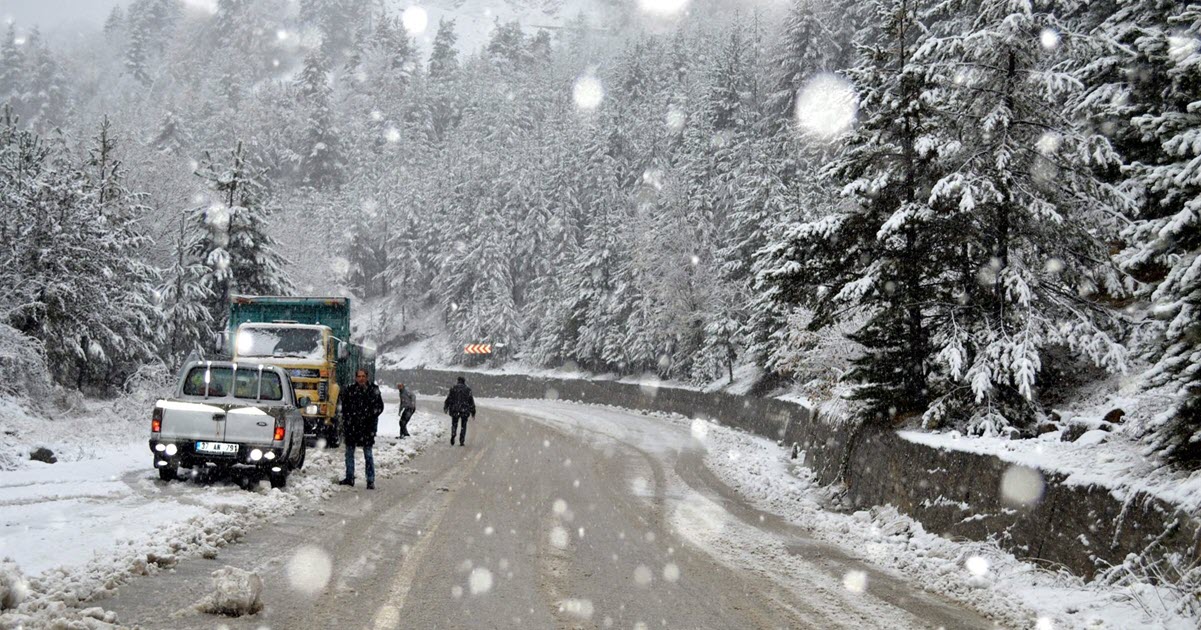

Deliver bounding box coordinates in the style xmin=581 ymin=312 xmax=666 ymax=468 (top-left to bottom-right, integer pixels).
xmin=269 ymin=467 xmax=289 ymax=489
xmin=295 ymin=443 xmax=307 ymax=470
xmin=324 ymin=425 xmax=340 ymax=449
xmin=158 ymin=465 xmax=177 ymax=482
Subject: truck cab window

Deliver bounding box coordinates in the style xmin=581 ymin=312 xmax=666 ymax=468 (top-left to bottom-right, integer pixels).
xmin=255 ymin=373 xmax=284 ymax=401
xmin=237 ymin=326 xmax=324 ymax=360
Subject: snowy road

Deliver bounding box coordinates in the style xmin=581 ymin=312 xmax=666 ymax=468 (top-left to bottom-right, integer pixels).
xmin=95 ymin=398 xmax=995 ymax=629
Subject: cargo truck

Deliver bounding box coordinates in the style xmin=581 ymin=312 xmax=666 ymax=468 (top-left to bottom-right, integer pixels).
xmin=221 ymin=295 xmax=376 ymax=447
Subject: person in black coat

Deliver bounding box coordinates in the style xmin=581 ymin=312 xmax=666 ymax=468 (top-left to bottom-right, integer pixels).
xmin=443 ymin=376 xmax=476 ymax=446
xmin=339 ymin=369 xmax=384 ymax=489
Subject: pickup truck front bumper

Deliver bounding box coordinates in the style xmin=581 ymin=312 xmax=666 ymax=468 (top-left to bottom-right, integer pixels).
xmin=149 ymin=439 xmax=286 ymax=471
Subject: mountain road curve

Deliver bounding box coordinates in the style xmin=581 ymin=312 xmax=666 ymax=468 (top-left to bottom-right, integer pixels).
xmin=99 ymin=398 xmax=998 ymax=629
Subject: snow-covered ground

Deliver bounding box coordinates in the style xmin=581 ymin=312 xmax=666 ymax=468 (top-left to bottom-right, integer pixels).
xmin=0 ymin=391 xmax=443 ymax=628
xmin=481 ymin=398 xmax=1200 ymax=630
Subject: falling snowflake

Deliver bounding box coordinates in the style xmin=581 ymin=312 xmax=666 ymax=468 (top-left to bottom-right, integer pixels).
xmin=842 ymin=570 xmax=867 ymax=593
xmin=1039 ymin=28 xmax=1060 ymax=50
xmin=795 ymin=74 xmax=858 ymax=140
xmin=286 ymin=546 xmax=332 ymax=595
xmin=573 ymin=75 xmax=604 ymax=111
xmin=633 ymin=564 xmax=653 ymax=586
xmin=1000 ymin=465 xmax=1045 ymax=506
xmin=402 ymin=6 xmax=429 ymax=36
xmin=662 ymin=563 xmax=680 ymax=582
xmin=469 ymin=567 xmax=493 ymax=594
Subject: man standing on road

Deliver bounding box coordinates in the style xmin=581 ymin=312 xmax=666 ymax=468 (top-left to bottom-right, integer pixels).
xmin=339 ymin=369 xmax=384 ymax=489
xmin=443 ymin=376 xmax=475 ymax=446
xmin=397 ymin=382 xmax=416 ymax=439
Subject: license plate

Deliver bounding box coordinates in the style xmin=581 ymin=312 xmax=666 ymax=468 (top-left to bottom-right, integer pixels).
xmin=196 ymin=441 xmax=238 ymax=454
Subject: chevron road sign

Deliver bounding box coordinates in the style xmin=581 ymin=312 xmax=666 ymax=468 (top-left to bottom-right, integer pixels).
xmin=464 ymin=344 xmax=492 ymax=355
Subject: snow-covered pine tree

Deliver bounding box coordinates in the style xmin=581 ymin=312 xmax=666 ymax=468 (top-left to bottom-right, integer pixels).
xmin=758 ymin=0 xmax=945 ymax=423
xmin=428 ymin=19 xmax=459 ymax=81
xmin=0 ymin=25 xmax=25 ymax=111
xmin=21 ymin=29 xmax=69 ymax=132
xmin=151 ymin=110 xmax=192 ymax=155
xmin=104 ymin=6 xmax=126 ymax=40
xmin=191 ymin=141 xmax=292 ymax=329
xmin=487 ymin=20 xmax=531 ymax=73
xmin=159 ymin=211 xmax=214 ymax=367
xmin=425 ymin=19 xmax=463 ymax=143
xmin=765 ymin=0 xmax=846 ymax=125
xmin=295 ymin=49 xmax=345 ymax=190
xmin=1089 ymin=3 xmax=1201 ymax=466
xmin=0 ymin=111 xmax=161 ymax=389
xmin=917 ymin=0 xmax=1129 ymax=431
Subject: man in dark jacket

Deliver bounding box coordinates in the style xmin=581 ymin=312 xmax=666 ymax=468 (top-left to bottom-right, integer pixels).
xmin=339 ymin=369 xmax=384 ymax=489
xmin=397 ymin=382 xmax=416 ymax=438
xmin=442 ymin=376 xmax=475 ymax=446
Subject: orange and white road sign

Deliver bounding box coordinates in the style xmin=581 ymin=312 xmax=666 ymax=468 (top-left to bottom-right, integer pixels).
xmin=464 ymin=344 xmax=492 ymax=354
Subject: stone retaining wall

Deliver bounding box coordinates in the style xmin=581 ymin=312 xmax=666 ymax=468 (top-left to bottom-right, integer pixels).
xmin=384 ymin=368 xmax=1200 ymax=579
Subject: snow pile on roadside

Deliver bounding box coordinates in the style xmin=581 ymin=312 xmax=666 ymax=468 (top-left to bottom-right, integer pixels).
xmin=0 ymin=559 xmax=26 ymax=611
xmin=698 ymin=420 xmax=1199 ymax=630
xmin=0 ymin=410 xmax=443 ymax=629
xmin=0 ymin=396 xmax=148 ymax=472
xmin=197 ymin=566 xmax=262 ymax=616
xmin=901 ymin=383 xmax=1201 ymax=513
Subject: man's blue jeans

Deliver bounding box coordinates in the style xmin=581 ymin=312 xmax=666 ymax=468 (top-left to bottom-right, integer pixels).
xmin=344 ymin=444 xmax=374 ymax=483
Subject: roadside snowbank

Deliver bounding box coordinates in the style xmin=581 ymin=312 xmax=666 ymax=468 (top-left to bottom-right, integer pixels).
xmin=698 ymin=418 xmax=1199 ymax=630
xmin=0 ymin=394 xmax=444 ymax=629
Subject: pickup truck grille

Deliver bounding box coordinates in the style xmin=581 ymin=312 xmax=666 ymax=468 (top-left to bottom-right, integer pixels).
xmin=317 ymin=381 xmax=328 ymax=402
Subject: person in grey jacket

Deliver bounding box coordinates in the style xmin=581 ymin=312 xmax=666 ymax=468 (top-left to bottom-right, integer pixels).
xmin=397 ymin=382 xmax=416 ymax=438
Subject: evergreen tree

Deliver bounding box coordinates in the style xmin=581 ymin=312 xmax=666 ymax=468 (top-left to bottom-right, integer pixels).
xmin=191 ymin=141 xmax=292 ymax=329
xmin=916 ymin=0 xmax=1129 ymax=430
xmin=104 ymin=6 xmax=126 ymax=40
xmin=295 ymin=49 xmax=345 ymax=189
xmin=1089 ymin=2 xmax=1201 ymax=466
xmin=428 ymin=19 xmax=459 ymax=81
xmin=759 ymin=0 xmax=945 ymax=423
xmin=160 ymin=211 xmax=214 ymax=366
xmin=0 ymin=111 xmax=160 ymax=389
xmin=0 ymin=25 xmax=25 ymax=110
xmin=22 ymin=29 xmax=70 ymax=131
xmin=151 ymin=110 xmax=192 ymax=155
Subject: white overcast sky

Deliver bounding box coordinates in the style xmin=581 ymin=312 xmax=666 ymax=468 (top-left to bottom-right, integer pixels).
xmin=2 ymin=0 xmax=122 ymax=32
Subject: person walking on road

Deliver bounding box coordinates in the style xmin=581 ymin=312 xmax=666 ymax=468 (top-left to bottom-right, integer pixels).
xmin=443 ymin=376 xmax=475 ymax=446
xmin=339 ymin=369 xmax=384 ymax=489
xmin=397 ymin=382 xmax=416 ymax=438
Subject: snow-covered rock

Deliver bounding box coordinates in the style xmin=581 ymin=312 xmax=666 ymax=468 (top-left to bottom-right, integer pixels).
xmin=0 ymin=559 xmax=27 ymax=610
xmin=1074 ymin=429 xmax=1110 ymax=446
xmin=198 ymin=566 xmax=263 ymax=617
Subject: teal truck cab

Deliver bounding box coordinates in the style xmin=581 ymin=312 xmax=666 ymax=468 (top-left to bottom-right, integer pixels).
xmin=223 ymin=295 xmax=376 ymax=446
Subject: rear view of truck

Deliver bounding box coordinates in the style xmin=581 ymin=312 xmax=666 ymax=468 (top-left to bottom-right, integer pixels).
xmin=224 ymin=296 xmax=376 ymax=446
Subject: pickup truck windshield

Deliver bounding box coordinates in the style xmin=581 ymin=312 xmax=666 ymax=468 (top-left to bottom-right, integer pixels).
xmin=182 ymin=366 xmax=284 ymax=401
xmin=237 ymin=327 xmax=324 ymax=360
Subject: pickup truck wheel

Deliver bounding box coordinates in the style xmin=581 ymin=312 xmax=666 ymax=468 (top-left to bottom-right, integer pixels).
xmin=158 ymin=465 xmax=177 ymax=482
xmin=295 ymin=443 xmax=307 ymax=470
xmin=269 ymin=467 xmax=289 ymax=489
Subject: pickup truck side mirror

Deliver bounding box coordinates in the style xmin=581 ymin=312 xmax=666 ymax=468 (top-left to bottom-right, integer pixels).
xmin=337 ymin=343 xmax=349 ymax=360
xmin=297 ymin=396 xmax=312 ymax=407
xmin=214 ymin=331 xmax=228 ymax=354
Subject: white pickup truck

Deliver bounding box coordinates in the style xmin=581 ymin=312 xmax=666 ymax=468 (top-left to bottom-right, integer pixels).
xmin=149 ymin=360 xmax=310 ymax=488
